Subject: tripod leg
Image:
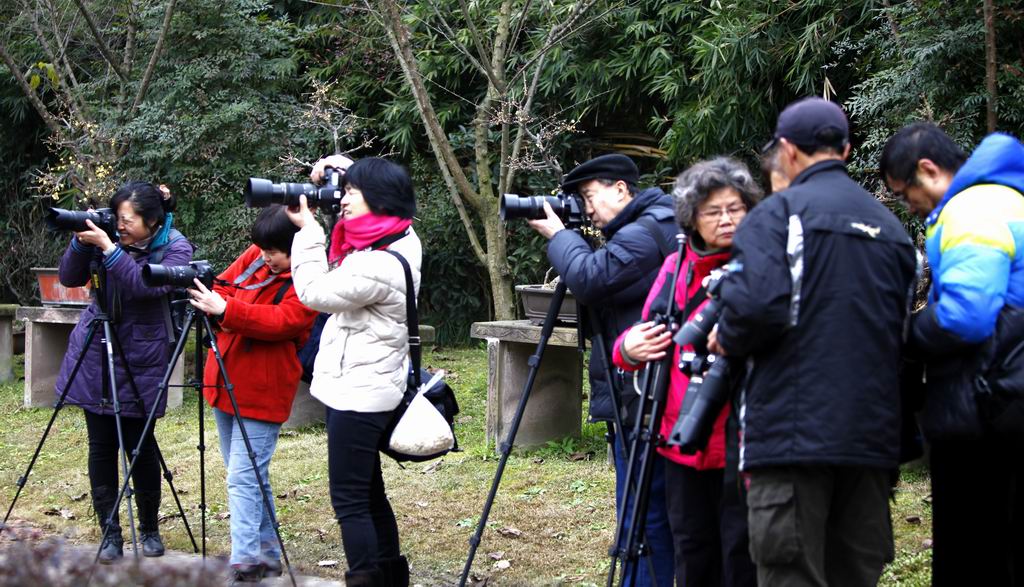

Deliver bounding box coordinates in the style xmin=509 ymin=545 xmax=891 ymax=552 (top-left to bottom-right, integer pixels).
xmin=107 ymin=315 xmax=199 ymax=553
xmin=1 ymin=320 xmax=101 ymax=535
xmin=200 ymin=313 xmax=297 ymax=587
xmin=96 ymin=319 xmax=140 ymax=563
xmin=195 ymin=314 xmax=208 ymax=558
xmin=458 ymin=281 xmax=569 ymax=587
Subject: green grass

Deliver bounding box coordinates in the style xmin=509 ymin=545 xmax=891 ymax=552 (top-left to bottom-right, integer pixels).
xmin=0 ymin=349 xmax=931 ymax=585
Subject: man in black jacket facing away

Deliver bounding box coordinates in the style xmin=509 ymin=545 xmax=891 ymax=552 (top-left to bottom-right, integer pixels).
xmin=528 ymin=153 xmax=676 ymax=587
xmin=707 ymin=98 xmax=917 ymax=587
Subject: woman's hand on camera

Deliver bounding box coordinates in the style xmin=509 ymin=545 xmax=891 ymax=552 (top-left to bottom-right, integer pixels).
xmin=75 ymin=219 xmax=115 ymax=252
xmin=623 ymin=321 xmax=672 ymax=363
xmin=285 ymin=195 xmax=317 ymax=229
xmin=188 ymin=278 xmax=227 ymax=316
xmin=310 ymin=154 xmax=354 ymax=184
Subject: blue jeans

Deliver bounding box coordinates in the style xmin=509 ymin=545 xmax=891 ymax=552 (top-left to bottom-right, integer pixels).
xmin=214 ymin=408 xmax=281 ymax=566
xmin=613 ymin=431 xmax=675 ymax=587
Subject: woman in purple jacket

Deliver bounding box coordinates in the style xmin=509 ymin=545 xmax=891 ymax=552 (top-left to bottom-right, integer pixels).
xmin=55 ymin=181 xmax=193 ymax=563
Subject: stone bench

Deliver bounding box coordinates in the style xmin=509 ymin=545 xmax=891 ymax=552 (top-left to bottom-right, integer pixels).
xmin=16 ymin=306 xmax=184 ymax=411
xmin=0 ymin=304 xmax=16 ymax=383
xmin=471 ymin=320 xmax=582 ymax=450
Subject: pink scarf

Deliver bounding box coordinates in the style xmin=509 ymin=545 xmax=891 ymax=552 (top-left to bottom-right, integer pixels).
xmin=329 ymin=213 xmax=412 ymax=264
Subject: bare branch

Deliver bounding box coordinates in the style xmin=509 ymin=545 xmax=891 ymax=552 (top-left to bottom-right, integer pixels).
xmin=454 ymin=0 xmax=503 ymax=91
xmin=68 ymin=0 xmax=128 ymax=81
xmin=0 ymin=39 xmax=63 ymax=135
xmin=374 ymin=0 xmax=487 ymax=264
xmin=509 ymin=0 xmax=610 ymax=86
xmin=421 ymin=0 xmax=496 ymax=86
xmin=29 ymin=3 xmax=88 ymax=125
xmin=126 ymin=0 xmax=178 ymax=119
xmin=983 ymin=0 xmax=998 ymax=132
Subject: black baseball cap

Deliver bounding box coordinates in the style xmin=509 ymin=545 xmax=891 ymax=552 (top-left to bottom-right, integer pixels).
xmin=560 ymin=154 xmax=639 ymax=193
xmin=763 ymin=97 xmax=849 ymax=153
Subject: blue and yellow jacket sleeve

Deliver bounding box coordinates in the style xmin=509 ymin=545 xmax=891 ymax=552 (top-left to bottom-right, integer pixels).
xmin=915 ymin=184 xmax=1024 ymax=352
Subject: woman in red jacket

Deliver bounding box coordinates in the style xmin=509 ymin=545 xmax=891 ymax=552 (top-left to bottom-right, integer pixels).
xmin=613 ymin=158 xmax=762 ymax=587
xmin=188 ymin=205 xmax=319 ymax=582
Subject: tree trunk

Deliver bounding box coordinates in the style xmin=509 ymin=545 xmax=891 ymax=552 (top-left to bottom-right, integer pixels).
xmin=481 ymin=201 xmax=516 ymax=320
xmin=983 ymin=0 xmax=998 ymax=132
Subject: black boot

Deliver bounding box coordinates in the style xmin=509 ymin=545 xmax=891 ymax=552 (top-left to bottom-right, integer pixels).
xmin=91 ymin=485 xmax=123 ymax=564
xmin=378 ymin=556 xmax=410 ymax=587
xmin=134 ymin=488 xmax=165 ymax=557
xmin=344 ymin=568 xmax=385 ymax=587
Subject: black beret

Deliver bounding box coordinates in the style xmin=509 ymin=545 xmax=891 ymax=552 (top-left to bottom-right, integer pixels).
xmin=560 ymin=154 xmax=639 ymax=193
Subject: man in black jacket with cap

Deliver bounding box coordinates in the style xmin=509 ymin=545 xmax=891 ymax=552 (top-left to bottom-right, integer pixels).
xmin=707 ymin=98 xmax=917 ymax=587
xmin=528 ymin=153 xmax=676 ymax=587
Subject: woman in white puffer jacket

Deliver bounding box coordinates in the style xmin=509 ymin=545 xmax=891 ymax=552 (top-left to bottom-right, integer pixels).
xmin=287 ymin=156 xmax=420 ymax=587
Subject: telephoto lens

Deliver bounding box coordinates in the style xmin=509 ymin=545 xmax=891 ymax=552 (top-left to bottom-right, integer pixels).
xmin=499 ymin=192 xmax=586 ymax=227
xmin=673 ymin=298 xmax=722 ymax=349
xmin=142 ymin=260 xmax=215 ymax=289
xmin=669 ymin=355 xmax=732 ymax=454
xmin=45 ymin=207 xmax=117 ymax=234
xmin=244 ymin=167 xmax=343 ymax=214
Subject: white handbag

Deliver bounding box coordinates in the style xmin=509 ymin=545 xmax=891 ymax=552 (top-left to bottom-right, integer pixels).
xmin=388 ymin=370 xmax=455 ymax=456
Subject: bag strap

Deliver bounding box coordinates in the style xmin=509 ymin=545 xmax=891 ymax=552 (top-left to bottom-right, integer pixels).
xmin=384 ymin=249 xmax=421 ymax=388
xmin=151 ymin=228 xmax=186 ymax=343
xmin=637 ymin=215 xmax=674 ymax=259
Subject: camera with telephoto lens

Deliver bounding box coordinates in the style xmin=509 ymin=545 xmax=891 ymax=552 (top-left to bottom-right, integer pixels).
xmin=665 ymin=260 xmax=742 ymax=454
xmin=244 ymin=166 xmax=344 ymax=214
xmin=669 ymin=352 xmax=734 ymax=454
xmin=45 ymin=207 xmax=117 ymax=238
xmin=142 ymin=260 xmax=215 ymax=289
xmin=500 ymin=191 xmax=587 ymax=228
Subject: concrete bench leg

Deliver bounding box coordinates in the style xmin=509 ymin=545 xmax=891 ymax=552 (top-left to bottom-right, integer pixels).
xmin=0 ymin=316 xmax=12 ymax=383
xmin=485 ymin=337 xmax=583 ymax=450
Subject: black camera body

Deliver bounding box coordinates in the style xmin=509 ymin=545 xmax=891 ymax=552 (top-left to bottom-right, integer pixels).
xmin=142 ymin=260 xmax=215 ymax=289
xmin=45 ymin=207 xmax=118 ymax=239
xmin=500 ymin=192 xmax=587 ymax=228
xmin=245 ymin=167 xmax=344 ymax=214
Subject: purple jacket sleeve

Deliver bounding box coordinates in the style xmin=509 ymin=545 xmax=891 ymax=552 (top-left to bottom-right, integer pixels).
xmin=104 ymin=238 xmax=194 ymax=301
xmin=58 ymin=237 xmax=97 ymax=287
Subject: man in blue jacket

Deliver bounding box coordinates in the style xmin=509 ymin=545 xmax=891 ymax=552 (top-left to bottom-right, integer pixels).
xmin=529 ymin=153 xmax=676 ymax=587
xmin=708 ymin=98 xmax=917 ymax=587
xmin=881 ymin=123 xmax=1024 ymax=586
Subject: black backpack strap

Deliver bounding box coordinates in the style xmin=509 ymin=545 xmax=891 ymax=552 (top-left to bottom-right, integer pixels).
xmin=384 ymin=249 xmax=421 ymax=388
xmin=271 ymin=278 xmax=293 ymax=305
xmin=637 ymin=214 xmax=675 ymax=259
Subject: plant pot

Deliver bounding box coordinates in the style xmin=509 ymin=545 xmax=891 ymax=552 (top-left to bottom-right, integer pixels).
xmin=32 ymin=267 xmax=91 ymax=307
xmin=516 ymin=285 xmax=578 ymax=325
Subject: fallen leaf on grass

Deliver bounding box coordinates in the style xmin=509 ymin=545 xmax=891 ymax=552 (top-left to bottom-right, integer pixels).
xmin=496 ymin=526 xmax=522 ymax=538
xmin=214 ymin=512 xmax=230 ymax=520
xmin=905 ymin=515 xmax=922 ymax=524
xmin=457 ymin=415 xmax=474 ymax=424
xmin=276 ymin=487 xmax=300 ymax=500
xmin=318 ymin=560 xmax=339 ymax=567
xmin=69 ymin=492 xmax=87 ymax=502
xmin=158 ymin=513 xmax=181 ymax=522
xmin=316 ymin=528 xmax=329 ymax=542
xmin=421 ymin=460 xmax=443 ymax=474
xmin=414 ymin=501 xmax=429 ymax=508
xmin=487 ymin=551 xmax=504 ymax=561
xmin=532 ymin=458 xmax=545 ymax=464
xmin=43 ymin=507 xmax=75 ymax=520
xmin=493 ymin=560 xmax=511 ymax=570
xmin=569 ymin=451 xmax=593 ymax=461
xmin=468 ymin=572 xmax=488 ymax=585
xmin=922 ymin=539 xmax=934 ymax=549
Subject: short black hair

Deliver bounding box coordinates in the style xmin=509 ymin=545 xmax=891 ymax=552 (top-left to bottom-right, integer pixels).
xmin=109 ymin=180 xmax=175 ymax=230
xmin=251 ymin=205 xmax=298 ymax=254
xmin=344 ymin=158 xmax=417 ymax=219
xmin=791 ymin=127 xmax=848 ymax=157
xmin=880 ymin=122 xmax=968 ymax=185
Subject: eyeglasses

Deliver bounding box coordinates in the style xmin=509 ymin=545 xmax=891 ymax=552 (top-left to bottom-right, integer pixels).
xmin=697 ymin=203 xmax=747 ymax=221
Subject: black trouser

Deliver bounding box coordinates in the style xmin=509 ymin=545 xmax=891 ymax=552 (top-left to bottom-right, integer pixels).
xmin=83 ymin=410 xmax=160 ymax=492
xmin=745 ymin=465 xmax=894 ymax=587
xmin=931 ymin=436 xmax=1024 ymax=587
xmin=664 ymin=460 xmax=756 ymax=587
xmin=326 ymin=408 xmax=400 ymax=573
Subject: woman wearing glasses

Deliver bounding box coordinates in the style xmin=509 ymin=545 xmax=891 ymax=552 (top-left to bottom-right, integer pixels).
xmin=613 ymin=157 xmax=762 ymax=587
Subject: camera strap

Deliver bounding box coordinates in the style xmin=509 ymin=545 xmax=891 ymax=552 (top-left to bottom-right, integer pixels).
xmin=232 ymin=258 xmax=279 ymax=290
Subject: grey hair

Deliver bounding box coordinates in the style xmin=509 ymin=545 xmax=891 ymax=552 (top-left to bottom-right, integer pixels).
xmin=672 ymin=157 xmax=764 ymax=232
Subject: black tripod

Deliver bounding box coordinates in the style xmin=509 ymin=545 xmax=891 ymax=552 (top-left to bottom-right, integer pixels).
xmin=458 ymin=256 xmax=636 ymax=585
xmin=606 ymin=234 xmax=687 ymax=587
xmin=104 ymin=302 xmax=298 ymax=586
xmin=1 ymin=258 xmax=196 ymax=563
